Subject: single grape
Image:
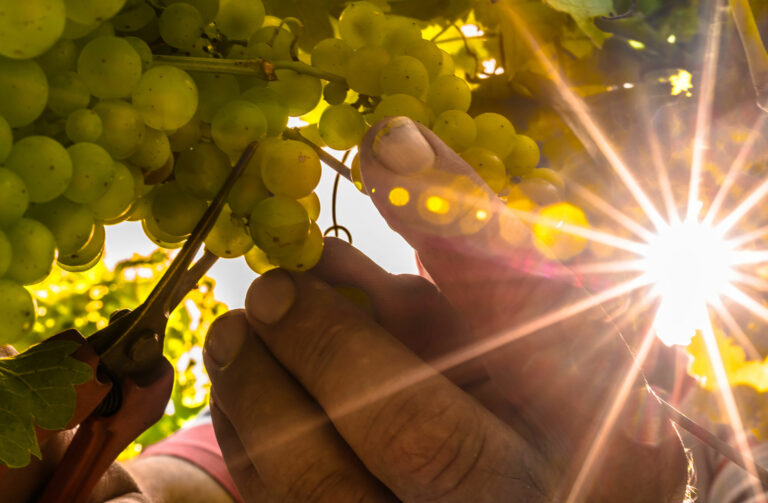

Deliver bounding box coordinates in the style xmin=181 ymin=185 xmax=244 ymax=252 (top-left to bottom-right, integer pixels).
xmin=525 ymin=167 xmax=564 ymax=192
xmin=438 ymin=49 xmax=455 ymax=76
xmin=533 ymin=202 xmax=589 ymax=261
xmin=92 ymin=100 xmax=146 ymax=159
xmin=205 ymin=206 xmax=253 ymax=258
xmin=142 ymin=216 xmax=185 ymax=249
xmin=0 ymin=280 xmax=36 ymax=344
xmin=26 ymin=197 xmax=95 ymax=254
xmin=0 ymin=115 xmax=11 ymax=162
xmin=371 ymin=94 xmax=432 ymax=127
xmin=77 ymin=36 xmax=142 ymax=99
xmin=249 ymin=196 xmax=310 ymax=255
xmin=144 ymin=151 xmax=174 ymax=185
xmin=166 ymin=0 xmax=219 ymax=23
xmin=129 ymin=127 xmax=171 ymax=171
xmin=5 ymin=136 xmax=72 ymax=202
xmin=113 ymin=2 xmax=156 ymax=32
xmin=57 ymin=223 xmax=105 ymax=271
xmin=89 ymin=161 xmax=135 ymax=222
xmin=380 ymin=56 xmax=429 ymax=98
xmin=338 ymin=1 xmax=385 ymax=49
xmin=65 ymin=142 xmax=116 ymax=204
xmin=350 ymin=153 xmax=365 ymax=193
xmin=227 ymin=139 xmax=275 ymax=217
xmin=0 ymin=229 xmax=10 ymax=277
xmin=240 ymin=86 xmax=289 ymax=136
xmin=46 ymin=71 xmax=90 ymax=117
xmin=345 ymin=46 xmax=390 ymax=97
xmin=273 ymin=222 xmax=324 ymax=271
xmin=0 ymin=168 xmax=28 ymax=227
xmin=211 ymin=100 xmax=267 ymax=162
xmin=77 ymin=19 xmax=116 ymax=45
xmin=0 ymin=57 xmax=48 ymax=127
xmin=175 ymin=142 xmax=231 ymax=200
xmin=268 ymin=70 xmax=322 ymax=117
xmin=504 ymin=135 xmax=541 ymax=176
xmin=216 ymin=0 xmax=264 ymax=40
xmin=311 ymin=38 xmax=353 ymax=77
xmin=168 ymin=117 xmax=202 ymax=152
xmin=318 ymin=104 xmax=366 ymax=150
xmin=322 ymin=82 xmax=348 ymax=106
xmin=247 ymin=25 xmax=293 ymax=61
xmin=36 ymin=38 xmax=78 ymax=75
xmin=0 ymin=0 xmax=66 ymax=59
xmin=65 ymin=108 xmax=103 ymax=143
xmin=60 ymin=18 xmax=100 ymax=40
xmin=517 ymin=177 xmax=561 ymax=206
xmin=381 ymin=16 xmax=422 ymax=55
xmin=297 ymin=192 xmax=320 ymax=221
xmin=472 ymin=113 xmax=516 ymax=159
xmin=404 ymin=39 xmax=443 ymax=79
xmin=261 ymin=140 xmax=322 ymax=198
xmin=431 ymin=110 xmax=476 ymax=152
xmin=151 ymin=181 xmax=208 ymax=237
xmin=123 ymin=36 xmax=153 ymax=71
xmin=244 ymin=245 xmax=276 ymax=274
xmin=4 ymin=218 xmax=57 ymax=285
xmin=192 ymin=72 xmax=240 ymax=123
xmin=159 ymin=3 xmax=203 ymax=50
xmin=132 ymin=65 xmax=198 ymax=130
xmin=460 ymin=147 xmax=507 ymax=193
xmin=426 ymin=75 xmax=471 ymax=114
xmin=65 ymin=0 xmax=126 ymax=25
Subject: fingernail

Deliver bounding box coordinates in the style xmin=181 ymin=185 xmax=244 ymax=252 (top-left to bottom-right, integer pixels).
xmin=205 ymin=311 xmax=248 ymax=368
xmin=372 ymin=117 xmax=435 ymax=175
xmin=246 ymin=269 xmax=296 ymax=325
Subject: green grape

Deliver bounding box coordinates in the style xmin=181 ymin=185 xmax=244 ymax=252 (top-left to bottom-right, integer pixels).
xmin=192 ymin=72 xmax=240 ymax=123
xmin=382 ymin=16 xmax=422 ymax=55
xmin=46 ymin=71 xmax=90 ymax=117
xmin=345 ymin=46 xmax=390 ymax=97
xmin=504 ymin=134 xmax=541 ymax=176
xmin=5 ymin=136 xmax=72 ymax=202
xmin=127 ymin=15 xmax=161 ymax=46
xmin=124 ymin=36 xmax=153 ymax=71
xmin=129 ymin=127 xmax=171 ymax=171
xmin=132 ymin=65 xmax=198 ymax=130
xmin=244 ymin=245 xmax=276 ymax=274
xmin=215 ymin=0 xmax=264 ymax=40
xmin=0 ymin=280 xmax=36 ymax=344
xmin=241 ymin=86 xmax=289 ymax=137
xmin=472 ymin=112 xmax=516 ymax=159
xmin=5 ymin=218 xmax=57 ymax=285
xmin=380 ymin=55 xmax=429 ymax=98
xmin=297 ymin=192 xmax=320 ymax=221
xmin=338 ymin=1 xmax=385 ymax=49
xmin=151 ymin=181 xmax=208 ymax=237
xmin=311 ymin=38 xmax=353 ymax=77
xmin=0 ymin=57 xmax=48 ymax=127
xmin=0 ymin=168 xmax=28 ymax=227
xmin=371 ymin=93 xmax=432 ymax=127
xmin=65 ymin=142 xmax=116 ymax=204
xmin=0 ymin=229 xmax=10 ymax=277
xmin=144 ymin=151 xmax=174 ymax=185
xmin=166 ymin=0 xmax=219 ymax=23
xmin=273 ymin=222 xmax=323 ymax=271
xmin=318 ymin=104 xmax=366 ymax=150
xmin=26 ymin=197 xmax=95 ymax=254
xmin=247 ymin=25 xmax=293 ymax=61
xmin=0 ymin=0 xmax=65 ymax=59
xmin=431 ymin=110 xmax=476 ymax=152
xmin=322 ymin=82 xmax=348 ymax=106
xmin=211 ymin=100 xmax=267 ymax=162
xmin=64 ymin=0 xmax=127 ymax=25
xmin=438 ymin=49 xmax=455 ymax=77
xmin=159 ymin=3 xmax=203 ymax=49
xmin=77 ymin=20 xmax=116 ymax=45
xmin=89 ymin=161 xmax=135 ymax=221
xmin=460 ymin=147 xmax=506 ymax=193
xmin=126 ymin=191 xmax=151 ymax=221
xmin=426 ymin=75 xmax=471 ymax=114
xmin=93 ymin=100 xmax=146 ymax=159
xmin=404 ymin=39 xmax=443 ymax=79
xmin=175 ymin=142 xmax=231 ymax=200
xmin=65 ymin=108 xmax=103 ymax=143
xmin=58 ymin=223 xmax=104 ymax=271
xmin=249 ymin=195 xmax=310 ymax=255
xmin=128 ymin=163 xmax=151 ymax=197
xmin=141 ymin=215 xmax=185 ymax=248
xmin=77 ymin=36 xmax=141 ymax=99
xmin=113 ymin=2 xmax=156 ymax=32
xmin=168 ymin=117 xmax=201 ymax=152
xmin=61 ymin=18 xmax=100 ymax=40
xmin=0 ymin=115 xmax=11 ymax=163
xmin=261 ymin=140 xmax=321 ymax=198
xmin=205 ymin=205 xmax=253 ymax=258
xmin=227 ymin=139 xmax=275 ymax=217
xmin=36 ymin=38 xmax=78 ymax=75
xmin=268 ymin=70 xmax=322 ymax=117
xmin=350 ymin=153 xmax=365 ymax=193
xmin=226 ymin=42 xmax=247 ymax=59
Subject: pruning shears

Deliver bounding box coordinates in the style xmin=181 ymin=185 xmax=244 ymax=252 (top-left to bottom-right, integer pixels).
xmin=21 ymin=142 xmax=257 ymax=503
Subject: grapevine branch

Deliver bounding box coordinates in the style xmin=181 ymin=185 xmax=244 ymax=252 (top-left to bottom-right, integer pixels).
xmin=729 ymin=0 xmax=768 ymax=110
xmin=282 ymin=128 xmax=353 ymax=181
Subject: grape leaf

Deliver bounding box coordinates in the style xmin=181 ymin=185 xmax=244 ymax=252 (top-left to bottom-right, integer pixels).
xmin=0 ymin=340 xmax=92 ymax=468
xmin=542 ymin=0 xmax=614 ymax=46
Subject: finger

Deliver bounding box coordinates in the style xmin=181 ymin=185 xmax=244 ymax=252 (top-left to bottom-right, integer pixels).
xmin=88 ymin=462 xmax=144 ymax=503
xmin=204 ymin=310 xmax=395 ymax=503
xmin=243 ymin=269 xmax=553 ymax=502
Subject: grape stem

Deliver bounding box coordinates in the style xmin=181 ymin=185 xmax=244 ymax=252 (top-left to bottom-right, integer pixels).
xmin=152 ymin=55 xmax=347 ymax=85
xmin=729 ymin=0 xmax=768 ymax=111
xmin=282 ymin=128 xmax=352 ymax=181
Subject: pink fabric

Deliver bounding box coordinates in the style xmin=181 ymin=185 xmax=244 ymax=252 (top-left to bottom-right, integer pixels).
xmin=141 ymin=423 xmax=243 ymax=503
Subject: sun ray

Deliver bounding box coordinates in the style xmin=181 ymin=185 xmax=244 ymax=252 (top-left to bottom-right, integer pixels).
xmin=715 ymin=176 xmax=768 ymax=235
xmin=710 ymin=298 xmax=762 ymax=360
xmin=729 ymin=224 xmax=768 ymax=248
xmin=724 ymin=284 xmax=768 ymax=323
xmin=732 ymin=249 xmax=768 ymax=266
xmin=731 ymin=270 xmax=768 ymax=292
xmin=687 ymin=0 xmax=727 ymax=221
xmin=568 ymin=181 xmax=656 ymax=242
xmin=495 ymin=1 xmax=668 ymax=232
xmin=563 ymin=325 xmax=658 ymax=503
xmin=548 ymin=259 xmax=646 ymax=277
